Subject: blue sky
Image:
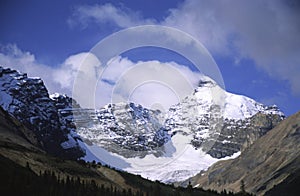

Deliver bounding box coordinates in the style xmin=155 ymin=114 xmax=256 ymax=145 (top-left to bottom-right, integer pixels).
xmin=0 ymin=0 xmax=299 ymax=116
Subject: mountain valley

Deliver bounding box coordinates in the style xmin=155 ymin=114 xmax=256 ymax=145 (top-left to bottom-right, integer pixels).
xmin=0 ymin=66 xmax=298 ymax=195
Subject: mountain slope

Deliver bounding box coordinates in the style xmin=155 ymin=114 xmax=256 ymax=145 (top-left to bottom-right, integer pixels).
xmin=0 ymin=66 xmax=84 ymax=159
xmin=0 ymin=66 xmax=285 ymax=184
xmin=76 ymin=102 xmax=169 ymax=158
xmin=0 ymin=105 xmax=227 ymax=196
xmin=165 ymin=77 xmax=284 ymax=158
xmin=77 ymin=77 xmax=284 ymax=183
xmin=185 ymin=111 xmax=300 ymax=195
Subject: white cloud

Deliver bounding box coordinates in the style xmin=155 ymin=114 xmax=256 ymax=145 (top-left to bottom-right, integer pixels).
xmin=163 ymin=1 xmax=231 ymax=55
xmin=0 ymin=44 xmax=60 ymax=94
xmin=102 ymin=56 xmax=135 ymax=82
xmin=0 ymin=44 xmax=203 ymax=110
xmin=70 ymin=0 xmax=300 ymax=95
xmin=54 ymin=52 xmax=101 ymax=96
xmin=0 ymin=44 xmax=102 ymax=102
xmin=164 ymin=0 xmax=300 ymax=95
xmin=68 ymin=3 xmax=155 ymax=28
xmin=95 ymin=57 xmax=203 ymax=110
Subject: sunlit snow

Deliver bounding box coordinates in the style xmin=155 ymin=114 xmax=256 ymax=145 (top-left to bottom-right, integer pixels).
xmin=80 ymin=132 xmax=240 ymax=183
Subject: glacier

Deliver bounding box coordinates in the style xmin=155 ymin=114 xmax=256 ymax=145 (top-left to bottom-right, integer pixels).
xmin=79 ymin=132 xmax=240 ymax=183
xmin=75 ymin=76 xmax=283 ymax=183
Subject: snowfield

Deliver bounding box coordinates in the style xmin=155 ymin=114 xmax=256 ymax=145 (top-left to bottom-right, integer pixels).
xmin=76 ymin=76 xmax=282 ymax=183
xmin=80 ymin=132 xmax=240 ymax=183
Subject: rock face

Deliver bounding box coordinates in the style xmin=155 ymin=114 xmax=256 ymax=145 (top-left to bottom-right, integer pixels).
xmin=76 ymin=102 xmax=170 ymax=158
xmin=76 ymin=76 xmax=284 ymax=160
xmin=202 ymin=112 xmax=283 ymax=158
xmin=164 ymin=77 xmax=284 ymax=158
xmin=185 ymin=111 xmax=300 ymax=196
xmin=0 ymin=66 xmax=84 ymax=159
xmin=0 ymin=66 xmax=286 ymax=182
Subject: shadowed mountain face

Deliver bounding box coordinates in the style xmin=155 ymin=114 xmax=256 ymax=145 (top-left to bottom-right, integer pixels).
xmin=0 ymin=67 xmax=85 ymax=159
xmin=185 ymin=111 xmax=300 ymax=195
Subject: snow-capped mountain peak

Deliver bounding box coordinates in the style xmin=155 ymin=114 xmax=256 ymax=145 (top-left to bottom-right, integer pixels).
xmin=77 ymin=76 xmax=284 ymax=183
xmin=191 ymin=76 xmax=284 ymax=120
xmin=197 ymin=76 xmax=218 ymax=88
xmin=0 ymin=66 xmax=285 ymax=183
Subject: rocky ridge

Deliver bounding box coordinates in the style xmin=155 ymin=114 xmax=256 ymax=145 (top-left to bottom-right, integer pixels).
xmin=76 ymin=102 xmax=170 ymax=157
xmin=0 ymin=66 xmax=285 ymax=173
xmin=185 ymin=111 xmax=300 ymax=195
xmin=77 ymin=77 xmax=284 ymax=159
xmin=0 ymin=66 xmax=84 ymax=159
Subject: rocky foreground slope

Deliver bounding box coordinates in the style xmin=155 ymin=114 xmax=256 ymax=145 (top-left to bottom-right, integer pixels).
xmin=185 ymin=111 xmax=300 ymax=195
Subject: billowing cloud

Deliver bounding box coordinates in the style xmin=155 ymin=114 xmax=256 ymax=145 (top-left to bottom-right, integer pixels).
xmin=0 ymin=44 xmax=203 ymax=110
xmin=54 ymin=52 xmax=101 ymax=98
xmin=0 ymin=44 xmax=61 ymax=94
xmin=163 ymin=0 xmax=300 ymax=95
xmin=69 ymin=0 xmax=300 ymax=95
xmin=0 ymin=44 xmax=102 ymax=100
xmin=95 ymin=56 xmax=203 ymax=110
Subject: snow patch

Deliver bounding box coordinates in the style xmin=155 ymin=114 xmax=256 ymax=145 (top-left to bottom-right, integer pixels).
xmin=82 ymin=133 xmax=241 ymax=183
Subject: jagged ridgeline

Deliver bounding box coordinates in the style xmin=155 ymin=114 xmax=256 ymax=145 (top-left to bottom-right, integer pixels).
xmin=0 ymin=104 xmax=245 ymax=196
xmin=0 ymin=66 xmax=285 ymax=183
xmin=73 ymin=74 xmax=284 ymax=159
xmin=0 ymin=66 xmax=84 ymax=159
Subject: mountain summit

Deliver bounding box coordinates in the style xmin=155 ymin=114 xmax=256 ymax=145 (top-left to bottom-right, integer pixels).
xmin=0 ymin=66 xmax=285 ymax=183
xmin=73 ymin=70 xmax=284 ymax=183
